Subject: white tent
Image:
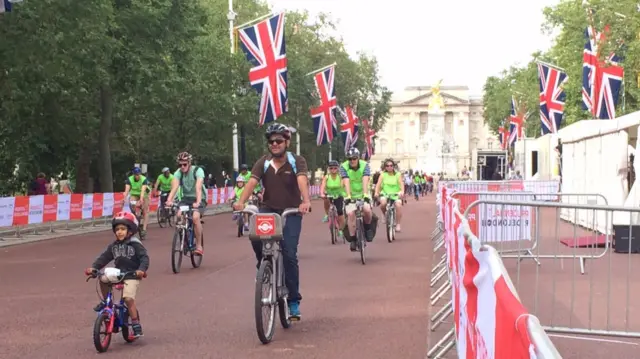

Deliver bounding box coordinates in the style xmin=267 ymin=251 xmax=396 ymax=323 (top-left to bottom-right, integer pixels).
xmin=557 ymin=112 xmax=640 ymax=233
xmin=534 ymin=134 xmax=560 ymax=180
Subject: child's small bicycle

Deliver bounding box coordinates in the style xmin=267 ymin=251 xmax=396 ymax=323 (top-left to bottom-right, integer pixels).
xmin=87 ymin=268 xmax=146 ymax=353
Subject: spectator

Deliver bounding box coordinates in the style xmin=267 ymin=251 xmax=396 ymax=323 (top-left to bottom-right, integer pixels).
xmin=29 ymin=173 xmax=49 ymax=195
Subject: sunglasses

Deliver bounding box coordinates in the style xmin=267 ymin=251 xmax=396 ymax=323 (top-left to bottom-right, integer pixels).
xmin=348 ymin=157 xmax=358 ymax=160
xmin=268 ymin=138 xmax=285 ymax=145
xmin=329 ymin=167 xmax=338 ymax=170
xmin=179 ymin=163 xmax=189 ymax=168
xmin=385 ymin=164 xmax=394 ymax=168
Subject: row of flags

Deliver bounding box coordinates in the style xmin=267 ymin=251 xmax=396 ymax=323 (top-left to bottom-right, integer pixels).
xmin=237 ymin=12 xmax=376 ymax=159
xmin=499 ymin=14 xmax=625 ymax=150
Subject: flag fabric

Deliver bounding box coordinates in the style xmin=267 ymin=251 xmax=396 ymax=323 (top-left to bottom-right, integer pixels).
xmin=537 ymin=62 xmax=568 ymax=135
xmin=337 ymin=105 xmax=359 ymax=152
xmin=0 ymin=0 xmax=12 ymax=13
xmin=362 ymin=111 xmax=376 ymax=160
xmin=310 ymin=66 xmax=338 ymax=145
xmin=498 ymin=120 xmax=509 ymax=150
xmin=582 ymin=25 xmax=624 ymax=120
xmin=238 ymin=12 xmax=288 ymax=126
xmin=509 ymin=96 xmax=524 ymax=140
xmin=508 ymin=122 xmax=517 ymax=148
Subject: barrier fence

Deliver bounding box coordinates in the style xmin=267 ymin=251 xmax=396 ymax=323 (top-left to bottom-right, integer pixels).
xmin=428 ymin=183 xmax=561 ymax=358
xmin=0 ymin=186 xmax=322 ymax=230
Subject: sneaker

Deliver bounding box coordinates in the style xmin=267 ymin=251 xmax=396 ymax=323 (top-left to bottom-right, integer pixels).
xmin=288 ymin=301 xmax=301 ymax=320
xmin=322 ymin=215 xmax=329 ymax=223
xmin=365 ymin=229 xmax=374 ymax=242
xmin=395 ymin=224 xmax=401 ymax=232
xmin=232 ymin=213 xmax=239 ymax=221
xmin=349 ymin=241 xmax=357 ymax=252
xmin=243 ymin=224 xmax=249 ymax=232
xmin=93 ymin=301 xmax=106 ymax=312
xmin=131 ymin=323 xmax=144 ymax=337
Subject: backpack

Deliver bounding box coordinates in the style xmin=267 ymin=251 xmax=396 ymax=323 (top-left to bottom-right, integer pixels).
xmin=263 ymin=152 xmax=297 ymax=174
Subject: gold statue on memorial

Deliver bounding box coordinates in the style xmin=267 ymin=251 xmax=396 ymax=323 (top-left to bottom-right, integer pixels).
xmin=428 ymin=79 xmax=446 ymax=112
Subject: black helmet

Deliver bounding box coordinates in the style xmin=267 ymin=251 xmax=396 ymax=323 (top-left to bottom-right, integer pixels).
xmin=264 ymin=122 xmax=291 ymax=140
xmin=240 ymin=164 xmax=249 ymax=171
xmin=346 ymin=147 xmax=360 ymax=159
xmin=328 ymin=160 xmax=339 ymax=167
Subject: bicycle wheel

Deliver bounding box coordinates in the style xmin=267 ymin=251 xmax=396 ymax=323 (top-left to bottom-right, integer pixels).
xmin=386 ymin=209 xmax=395 ymax=243
xmin=329 ymin=212 xmax=337 ymax=245
xmin=171 ymin=229 xmax=184 ymax=274
xmin=255 ymin=259 xmax=276 ymax=344
xmin=190 ymin=230 xmax=204 ymax=268
xmin=157 ymin=207 xmax=166 ymax=228
xmin=237 ymin=216 xmax=244 ymax=238
xmin=93 ymin=311 xmax=112 ymax=353
xmin=357 ymin=219 xmax=366 ymax=265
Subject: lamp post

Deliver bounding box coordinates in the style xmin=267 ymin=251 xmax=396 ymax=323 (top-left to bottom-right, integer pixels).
xmin=227 ymin=0 xmax=239 ymax=177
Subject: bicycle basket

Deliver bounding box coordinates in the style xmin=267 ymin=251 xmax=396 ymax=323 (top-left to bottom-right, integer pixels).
xmin=99 ymin=267 xmax=122 ymax=284
xmin=248 ymin=213 xmax=283 ymax=241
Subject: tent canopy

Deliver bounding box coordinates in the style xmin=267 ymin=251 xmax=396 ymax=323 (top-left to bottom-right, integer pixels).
xmin=558 ymin=111 xmax=640 ymax=144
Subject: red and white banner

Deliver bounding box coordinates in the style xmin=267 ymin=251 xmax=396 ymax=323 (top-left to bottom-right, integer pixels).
xmin=0 ymin=185 xmax=322 ymax=228
xmin=441 ymin=187 xmax=540 ymax=358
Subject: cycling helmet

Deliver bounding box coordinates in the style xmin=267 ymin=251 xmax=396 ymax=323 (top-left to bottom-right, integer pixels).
xmin=162 ymin=167 xmax=170 ymax=173
xmin=132 ymin=167 xmax=142 ymax=175
xmin=240 ymin=164 xmax=249 ymax=171
xmin=236 ymin=176 xmax=245 ymax=183
xmin=328 ymin=160 xmax=339 ymax=167
xmin=112 ymin=211 xmax=139 ymax=234
xmin=176 ymin=151 xmax=193 ymax=163
xmin=264 ymin=122 xmax=291 ymax=140
xmin=346 ymin=147 xmax=360 ymax=159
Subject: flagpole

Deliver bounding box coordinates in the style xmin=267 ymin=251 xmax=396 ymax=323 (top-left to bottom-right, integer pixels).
xmin=534 ymin=59 xmax=565 ymax=72
xmin=306 ymin=62 xmax=337 ymax=76
xmin=235 ymin=12 xmax=275 ymax=30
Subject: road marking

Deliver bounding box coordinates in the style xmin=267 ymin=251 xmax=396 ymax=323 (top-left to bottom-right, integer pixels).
xmin=547 ymin=334 xmax=639 ymax=346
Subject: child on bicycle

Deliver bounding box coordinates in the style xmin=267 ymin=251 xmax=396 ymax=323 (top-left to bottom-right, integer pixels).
xmin=229 ymin=176 xmax=251 ymax=232
xmin=85 ymin=212 xmax=149 ymax=338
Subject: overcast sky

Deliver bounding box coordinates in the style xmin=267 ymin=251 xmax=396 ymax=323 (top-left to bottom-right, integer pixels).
xmin=267 ymin=0 xmax=561 ymax=96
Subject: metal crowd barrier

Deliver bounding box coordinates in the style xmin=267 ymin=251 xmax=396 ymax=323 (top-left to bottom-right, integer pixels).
xmin=463 ymin=199 xmax=640 ymax=340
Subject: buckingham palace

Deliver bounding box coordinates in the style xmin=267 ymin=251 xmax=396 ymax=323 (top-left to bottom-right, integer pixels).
xmin=370 ymin=84 xmax=499 ymax=175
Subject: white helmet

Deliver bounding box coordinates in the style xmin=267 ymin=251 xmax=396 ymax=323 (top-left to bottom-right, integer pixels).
xmin=236 ymin=176 xmax=245 ymax=183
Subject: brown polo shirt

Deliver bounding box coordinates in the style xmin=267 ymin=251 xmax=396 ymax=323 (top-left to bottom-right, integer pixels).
xmin=251 ymin=153 xmax=309 ymax=210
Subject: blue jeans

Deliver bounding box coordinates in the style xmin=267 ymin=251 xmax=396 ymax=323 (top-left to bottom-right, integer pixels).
xmin=251 ymin=208 xmax=303 ymax=302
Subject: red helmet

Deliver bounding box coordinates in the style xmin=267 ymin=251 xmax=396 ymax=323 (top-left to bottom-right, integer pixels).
xmin=112 ymin=211 xmax=139 ymax=234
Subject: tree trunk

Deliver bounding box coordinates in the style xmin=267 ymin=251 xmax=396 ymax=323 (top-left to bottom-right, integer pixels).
xmin=98 ymin=84 xmax=114 ymax=192
xmin=75 ymin=145 xmax=92 ymax=193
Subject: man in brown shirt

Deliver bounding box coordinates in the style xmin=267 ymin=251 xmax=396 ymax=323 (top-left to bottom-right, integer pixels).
xmin=233 ymin=122 xmax=311 ymax=321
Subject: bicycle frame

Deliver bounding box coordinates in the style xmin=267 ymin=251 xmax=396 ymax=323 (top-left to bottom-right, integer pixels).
xmin=175 ymin=207 xmax=196 ymax=251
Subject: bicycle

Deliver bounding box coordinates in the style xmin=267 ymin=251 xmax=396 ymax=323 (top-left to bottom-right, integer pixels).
xmin=170 ymin=203 xmax=204 ymax=274
xmin=236 ymin=191 xmax=261 ymax=237
xmin=348 ymin=199 xmax=368 ymax=265
xmin=237 ymin=205 xmax=300 ymax=345
xmin=156 ymin=192 xmax=174 ymax=228
xmin=326 ymin=196 xmax=344 ymax=245
xmin=128 ymin=199 xmax=146 ymax=240
xmin=87 ymin=268 xmax=146 ymax=353
xmin=384 ymin=196 xmax=398 ymax=243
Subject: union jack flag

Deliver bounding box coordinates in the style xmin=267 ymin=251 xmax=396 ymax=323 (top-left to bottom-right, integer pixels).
xmin=537 ymin=62 xmax=568 ymax=135
xmin=362 ymin=111 xmax=376 ymax=160
xmin=238 ymin=13 xmax=288 ymax=126
xmin=509 ymin=96 xmax=525 ymax=140
xmin=582 ymin=25 xmax=624 ymax=120
xmin=310 ymin=66 xmax=337 ymax=145
xmin=498 ymin=121 xmax=509 ymax=150
xmin=337 ymin=105 xmax=359 ymax=152
xmin=508 ymin=122 xmax=517 ymax=148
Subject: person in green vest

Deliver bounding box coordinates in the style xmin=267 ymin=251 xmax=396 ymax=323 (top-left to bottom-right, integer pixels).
xmin=166 ymin=151 xmax=207 ymax=256
xmin=340 ymin=147 xmax=378 ymax=251
xmin=229 ymin=176 xmax=250 ymax=233
xmin=374 ymin=158 xmax=405 ymax=232
xmin=123 ymin=167 xmax=150 ymax=237
xmin=153 ymin=167 xmax=174 ymax=210
xmin=320 ymin=160 xmax=346 ymax=238
xmin=239 ymin=163 xmax=263 ymax=200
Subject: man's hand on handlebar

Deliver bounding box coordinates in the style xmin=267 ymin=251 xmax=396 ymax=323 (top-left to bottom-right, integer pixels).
xmin=232 ymin=201 xmax=244 ymax=212
xmin=298 ymin=201 xmax=311 ymax=214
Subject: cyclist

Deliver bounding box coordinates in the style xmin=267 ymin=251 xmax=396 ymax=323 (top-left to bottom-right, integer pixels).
xmin=239 ymin=163 xmax=263 ymax=202
xmin=85 ymin=211 xmax=149 ymax=337
xmin=165 ymin=152 xmax=207 ymax=256
xmin=233 ymin=122 xmax=311 ymax=320
xmin=320 ymin=160 xmax=346 ymax=237
xmin=340 ymin=147 xmax=378 ymax=251
xmin=123 ymin=167 xmax=150 ymax=238
xmin=229 ymin=176 xmax=250 ymax=233
xmin=153 ymin=167 xmax=174 ymax=210
xmin=374 ymin=158 xmax=405 ymax=232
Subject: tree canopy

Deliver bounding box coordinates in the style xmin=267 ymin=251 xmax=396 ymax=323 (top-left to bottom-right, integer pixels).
xmin=0 ymin=0 xmax=391 ymax=195
xmin=482 ymin=0 xmax=640 ymax=137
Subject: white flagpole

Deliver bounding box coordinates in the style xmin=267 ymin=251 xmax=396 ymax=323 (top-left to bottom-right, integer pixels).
xmin=235 ymin=12 xmax=276 ymax=30
xmin=306 ymin=62 xmax=337 ymax=76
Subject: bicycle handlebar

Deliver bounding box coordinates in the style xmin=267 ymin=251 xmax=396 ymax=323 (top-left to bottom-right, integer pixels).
xmin=86 ymin=269 xmax=144 ymax=283
xmin=234 ymin=206 xmax=301 ymax=219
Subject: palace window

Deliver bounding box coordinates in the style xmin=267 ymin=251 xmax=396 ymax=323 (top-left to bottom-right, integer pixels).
xmin=379 ymin=139 xmax=388 ymax=153
xmin=395 ymin=139 xmax=403 ymax=154
xmin=395 ymin=121 xmax=403 ymax=133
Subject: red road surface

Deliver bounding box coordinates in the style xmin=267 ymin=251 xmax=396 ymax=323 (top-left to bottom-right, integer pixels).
xmin=0 ymin=198 xmax=434 ymax=359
